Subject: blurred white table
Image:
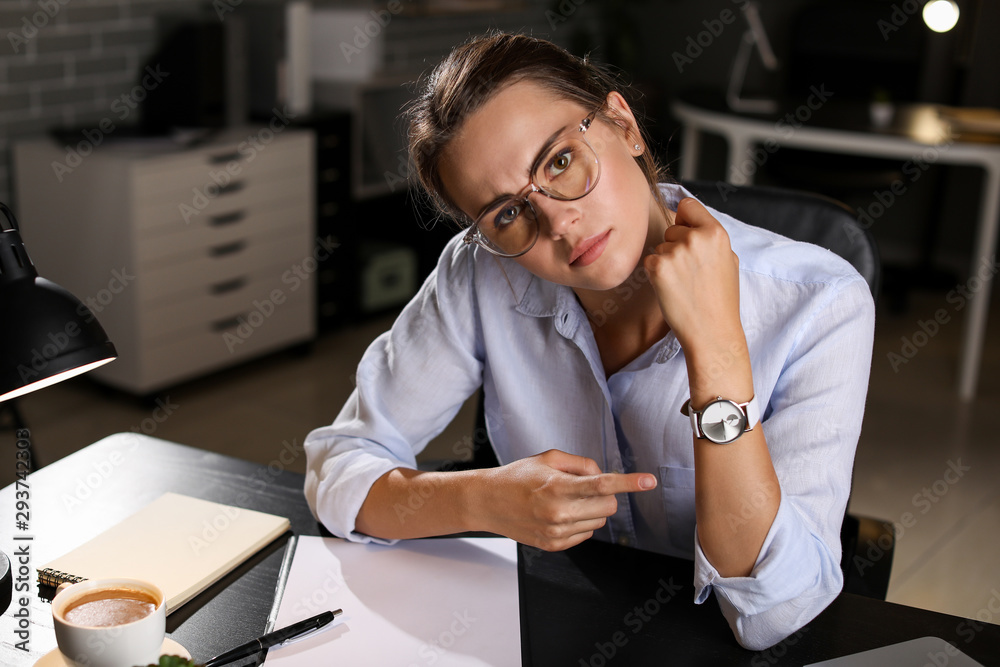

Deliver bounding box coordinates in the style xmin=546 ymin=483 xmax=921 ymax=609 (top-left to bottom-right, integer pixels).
xmin=673 ymin=94 xmax=1000 ymax=400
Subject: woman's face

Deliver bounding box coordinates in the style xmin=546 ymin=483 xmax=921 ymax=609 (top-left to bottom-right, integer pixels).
xmin=439 ymin=80 xmax=659 ymax=293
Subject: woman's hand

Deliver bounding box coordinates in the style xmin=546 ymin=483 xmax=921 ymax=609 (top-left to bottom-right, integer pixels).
xmin=644 ymin=196 xmax=753 ymax=406
xmin=644 ymin=197 xmax=743 ymax=357
xmin=480 ymin=449 xmax=656 ymax=551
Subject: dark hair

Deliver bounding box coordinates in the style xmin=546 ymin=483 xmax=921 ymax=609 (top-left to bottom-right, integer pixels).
xmin=407 ymin=32 xmax=671 ymax=226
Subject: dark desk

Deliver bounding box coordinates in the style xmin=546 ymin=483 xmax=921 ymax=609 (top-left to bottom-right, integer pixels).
xmin=519 ymin=540 xmax=1000 ymax=665
xmin=0 ymin=433 xmax=322 ymax=666
xmin=3 ymin=434 xmax=1000 ymax=666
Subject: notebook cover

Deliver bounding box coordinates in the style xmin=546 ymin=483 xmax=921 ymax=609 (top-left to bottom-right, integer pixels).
xmin=38 ymin=492 xmax=290 ymax=613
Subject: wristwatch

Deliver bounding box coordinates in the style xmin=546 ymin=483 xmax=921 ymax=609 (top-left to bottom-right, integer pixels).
xmin=680 ymin=395 xmax=760 ymax=444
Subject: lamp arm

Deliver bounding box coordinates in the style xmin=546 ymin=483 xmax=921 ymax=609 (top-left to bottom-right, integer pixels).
xmin=741 ymin=1 xmax=778 ymax=70
xmin=0 ymin=202 xmax=20 ymax=231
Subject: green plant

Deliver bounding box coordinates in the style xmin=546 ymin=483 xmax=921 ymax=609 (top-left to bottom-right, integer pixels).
xmin=138 ymin=656 xmax=204 ymax=667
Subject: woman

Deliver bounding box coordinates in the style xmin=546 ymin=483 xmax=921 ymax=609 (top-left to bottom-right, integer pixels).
xmin=304 ymin=32 xmax=874 ymax=651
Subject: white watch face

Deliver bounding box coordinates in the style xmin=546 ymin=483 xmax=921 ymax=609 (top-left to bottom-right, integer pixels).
xmin=700 ymin=399 xmax=747 ymax=444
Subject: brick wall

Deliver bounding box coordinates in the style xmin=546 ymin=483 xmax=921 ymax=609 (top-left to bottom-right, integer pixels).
xmin=0 ymin=0 xmax=200 ymax=209
xmin=0 ymin=0 xmax=574 ymax=211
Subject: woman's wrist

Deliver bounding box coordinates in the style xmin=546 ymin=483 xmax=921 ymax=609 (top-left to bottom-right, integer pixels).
xmin=683 ymin=336 xmax=754 ymax=407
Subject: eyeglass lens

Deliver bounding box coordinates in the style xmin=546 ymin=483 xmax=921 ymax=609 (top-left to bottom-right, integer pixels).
xmin=476 ymin=136 xmax=599 ymax=256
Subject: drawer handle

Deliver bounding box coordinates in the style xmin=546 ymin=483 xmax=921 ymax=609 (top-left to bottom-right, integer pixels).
xmin=209 ymin=240 xmax=246 ymax=257
xmin=211 ymin=315 xmax=244 ymax=332
xmin=210 ymin=277 xmax=248 ymax=295
xmin=208 ymin=151 xmax=242 ymax=164
xmin=217 ymin=181 xmax=245 ymax=196
xmin=321 ymin=168 xmax=341 ymax=182
xmin=209 ymin=210 xmax=246 ymax=226
xmin=321 ymin=202 xmax=339 ymax=217
xmin=322 ymin=135 xmax=341 ymax=149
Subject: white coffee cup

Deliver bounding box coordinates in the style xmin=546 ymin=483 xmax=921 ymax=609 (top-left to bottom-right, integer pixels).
xmin=52 ymin=578 xmax=166 ymax=667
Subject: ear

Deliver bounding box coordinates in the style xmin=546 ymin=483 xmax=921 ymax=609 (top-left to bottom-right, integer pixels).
xmin=604 ymin=91 xmax=643 ymax=154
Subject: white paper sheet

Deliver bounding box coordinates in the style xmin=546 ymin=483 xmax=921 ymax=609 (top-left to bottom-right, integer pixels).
xmin=264 ymin=536 xmax=520 ymax=666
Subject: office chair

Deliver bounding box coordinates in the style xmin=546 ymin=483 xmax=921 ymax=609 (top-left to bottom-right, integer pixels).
xmin=431 ymin=180 xmax=892 ymax=600
xmin=764 ymin=0 xmax=954 ymax=312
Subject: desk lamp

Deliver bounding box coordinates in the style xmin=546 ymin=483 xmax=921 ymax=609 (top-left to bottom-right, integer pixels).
xmin=726 ymin=1 xmax=780 ymax=114
xmin=0 ymin=201 xmax=117 ymax=615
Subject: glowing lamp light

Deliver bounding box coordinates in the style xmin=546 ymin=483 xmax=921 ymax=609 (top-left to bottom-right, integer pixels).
xmin=923 ymin=0 xmax=960 ymax=33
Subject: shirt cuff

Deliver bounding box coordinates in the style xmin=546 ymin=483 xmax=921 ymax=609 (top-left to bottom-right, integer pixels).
xmin=691 ymin=491 xmax=843 ymax=649
xmin=305 ymin=446 xmax=407 ymax=545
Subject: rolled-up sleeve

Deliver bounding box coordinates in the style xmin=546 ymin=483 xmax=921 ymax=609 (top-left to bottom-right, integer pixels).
xmin=692 ymin=274 xmax=876 ymax=650
xmin=304 ymin=234 xmax=484 ymax=543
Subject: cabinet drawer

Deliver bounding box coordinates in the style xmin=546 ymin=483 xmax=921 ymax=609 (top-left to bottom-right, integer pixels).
xmin=139 ymin=266 xmax=312 ymax=344
xmin=135 ymin=196 xmax=309 ymax=265
xmin=138 ymin=227 xmax=312 ymax=303
xmin=131 ymin=134 xmax=308 ymax=199
xmin=135 ymin=171 xmax=311 ymax=233
xmin=134 ymin=293 xmax=314 ymax=391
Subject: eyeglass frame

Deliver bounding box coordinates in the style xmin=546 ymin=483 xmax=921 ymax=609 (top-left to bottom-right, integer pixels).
xmin=462 ymin=112 xmax=602 ymax=258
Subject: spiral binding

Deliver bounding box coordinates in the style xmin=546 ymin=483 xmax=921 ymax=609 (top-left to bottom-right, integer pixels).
xmin=37 ymin=568 xmax=86 ymax=588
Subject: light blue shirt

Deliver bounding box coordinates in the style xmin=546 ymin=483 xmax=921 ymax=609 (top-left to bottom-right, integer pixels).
xmin=304 ymin=183 xmax=875 ymax=650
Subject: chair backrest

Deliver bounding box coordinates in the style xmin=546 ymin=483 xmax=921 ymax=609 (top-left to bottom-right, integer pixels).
xmin=681 ymin=180 xmax=881 ymax=299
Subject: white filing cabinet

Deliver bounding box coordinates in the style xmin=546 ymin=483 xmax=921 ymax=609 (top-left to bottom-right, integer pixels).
xmin=14 ymin=128 xmax=316 ymax=395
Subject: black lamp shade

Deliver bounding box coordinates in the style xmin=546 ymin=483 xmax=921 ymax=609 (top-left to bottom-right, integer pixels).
xmin=1 ymin=226 xmax=117 ymax=402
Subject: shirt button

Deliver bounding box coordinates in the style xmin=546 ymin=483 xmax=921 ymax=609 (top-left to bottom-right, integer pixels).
xmin=617 ymin=535 xmax=631 ymax=547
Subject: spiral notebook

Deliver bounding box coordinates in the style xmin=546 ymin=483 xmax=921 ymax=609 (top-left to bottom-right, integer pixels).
xmin=37 ymin=492 xmax=290 ymax=614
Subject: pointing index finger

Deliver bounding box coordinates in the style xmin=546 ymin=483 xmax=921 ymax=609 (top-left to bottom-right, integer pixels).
xmin=577 ymin=472 xmax=658 ymax=498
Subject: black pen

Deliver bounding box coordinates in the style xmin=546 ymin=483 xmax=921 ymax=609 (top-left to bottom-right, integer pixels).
xmin=202 ymin=609 xmax=343 ymax=667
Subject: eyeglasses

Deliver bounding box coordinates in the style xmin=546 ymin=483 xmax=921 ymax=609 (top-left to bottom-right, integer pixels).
xmin=463 ymin=114 xmax=601 ymax=258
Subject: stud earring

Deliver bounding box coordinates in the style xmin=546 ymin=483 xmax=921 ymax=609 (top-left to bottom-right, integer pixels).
xmin=634 ymin=144 xmax=641 ymax=151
